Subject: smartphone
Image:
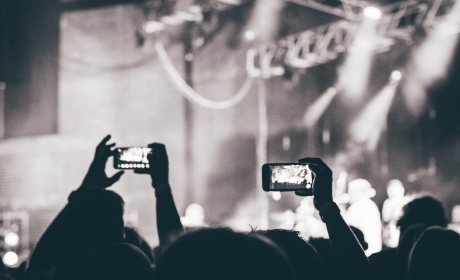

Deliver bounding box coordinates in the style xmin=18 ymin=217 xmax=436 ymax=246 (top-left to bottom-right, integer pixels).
xmin=113 ymin=147 xmax=152 ymax=169
xmin=262 ymin=163 xmax=313 ymax=194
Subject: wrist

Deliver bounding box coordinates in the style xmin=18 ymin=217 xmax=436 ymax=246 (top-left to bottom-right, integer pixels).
xmin=153 ymin=183 xmax=171 ymax=194
xmin=319 ymin=202 xmax=340 ymax=223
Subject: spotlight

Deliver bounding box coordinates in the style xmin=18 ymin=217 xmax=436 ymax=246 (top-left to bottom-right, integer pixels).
xmin=272 ymin=192 xmax=281 ymax=201
xmin=363 ymin=7 xmax=382 ymax=20
xmin=391 ymin=70 xmax=402 ymax=81
xmin=244 ymin=30 xmax=256 ymax=41
xmin=143 ymin=21 xmax=165 ymax=34
xmin=3 ymin=252 xmax=18 ymax=266
xmin=4 ymin=232 xmax=19 ymax=247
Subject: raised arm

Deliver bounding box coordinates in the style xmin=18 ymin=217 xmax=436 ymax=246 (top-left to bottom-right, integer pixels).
xmin=296 ymin=158 xmax=372 ymax=280
xmin=137 ymin=143 xmax=183 ymax=246
xmin=25 ymin=135 xmax=124 ymax=278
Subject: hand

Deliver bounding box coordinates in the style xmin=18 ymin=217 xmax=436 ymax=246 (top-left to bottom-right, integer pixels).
xmin=295 ymin=157 xmax=333 ymax=210
xmin=79 ymin=135 xmax=124 ymax=190
xmin=135 ymin=143 xmax=169 ymax=189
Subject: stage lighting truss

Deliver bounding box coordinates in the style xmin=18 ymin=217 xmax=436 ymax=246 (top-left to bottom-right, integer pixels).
xmin=286 ymin=0 xmax=369 ymax=21
xmin=249 ymin=0 xmax=460 ymax=74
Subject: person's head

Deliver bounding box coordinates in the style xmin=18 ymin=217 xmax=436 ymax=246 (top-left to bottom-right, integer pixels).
xmin=393 ymin=223 xmax=429 ymax=279
xmin=396 ymin=196 xmax=448 ymax=236
xmin=67 ymin=243 xmax=154 ymax=280
xmin=63 ymin=189 xmax=125 ymax=246
xmin=257 ymin=229 xmax=328 ymax=280
xmin=153 ymin=227 xmax=296 ymax=280
xmin=348 ymin=179 xmax=375 ymax=203
xmin=124 ymin=227 xmax=154 ymax=263
xmin=58 ymin=189 xmax=125 ymax=277
xmin=387 ymin=179 xmax=405 ymax=199
xmin=408 ymin=226 xmax=460 ymax=280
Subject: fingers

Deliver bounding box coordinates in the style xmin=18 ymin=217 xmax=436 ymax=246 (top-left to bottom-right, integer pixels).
xmin=147 ymin=143 xmax=168 ymax=163
xmin=295 ymin=190 xmax=313 ymax=197
xmin=98 ymin=135 xmax=111 ymax=148
xmin=298 ymin=157 xmax=332 ymax=176
xmin=134 ymin=168 xmax=149 ymax=174
xmin=148 ymin=143 xmax=167 ymax=155
xmin=107 ymin=171 xmax=125 ymax=187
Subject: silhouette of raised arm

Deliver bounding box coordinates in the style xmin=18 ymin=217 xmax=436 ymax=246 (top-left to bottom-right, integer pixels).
xmin=296 ymin=158 xmax=372 ymax=280
xmin=25 ymin=135 xmax=124 ymax=279
xmin=137 ymin=143 xmax=183 ymax=246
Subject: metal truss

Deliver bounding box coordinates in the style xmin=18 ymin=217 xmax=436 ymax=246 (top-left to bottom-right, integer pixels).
xmin=248 ymin=0 xmax=460 ymax=75
xmin=286 ymin=0 xmax=369 ymax=21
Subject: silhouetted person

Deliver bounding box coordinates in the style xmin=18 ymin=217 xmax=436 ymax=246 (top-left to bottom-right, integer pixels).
xmin=153 ymin=227 xmax=296 ymax=280
xmin=382 ymin=179 xmax=408 ymax=248
xmin=369 ymin=195 xmax=448 ymax=280
xmin=124 ymin=227 xmax=154 ymax=263
xmin=257 ymin=229 xmax=328 ymax=280
xmin=134 ymin=142 xmax=184 ymax=261
xmin=25 ymin=135 xmax=125 ymax=279
xmin=308 ymin=237 xmax=336 ymax=278
xmin=344 ymin=179 xmax=381 ymax=255
xmin=350 ymin=226 xmax=369 ymax=251
xmin=393 ymin=223 xmax=428 ymax=280
xmin=397 ymin=195 xmax=448 ymax=236
xmin=408 ymin=226 xmax=460 ymax=280
xmin=295 ymin=158 xmax=373 ymax=280
xmin=67 ymin=243 xmax=154 ymax=280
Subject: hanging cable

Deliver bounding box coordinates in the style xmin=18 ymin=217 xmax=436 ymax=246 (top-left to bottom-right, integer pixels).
xmin=155 ymin=41 xmax=254 ymax=109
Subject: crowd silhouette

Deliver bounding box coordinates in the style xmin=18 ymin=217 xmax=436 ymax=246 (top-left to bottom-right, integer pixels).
xmin=1 ymin=135 xmax=459 ymax=280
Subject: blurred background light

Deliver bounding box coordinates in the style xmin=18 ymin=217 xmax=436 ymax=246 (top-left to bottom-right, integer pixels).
xmin=3 ymin=251 xmax=18 ymax=267
xmin=4 ymin=232 xmax=19 ymax=246
xmin=363 ymin=6 xmax=382 ymax=20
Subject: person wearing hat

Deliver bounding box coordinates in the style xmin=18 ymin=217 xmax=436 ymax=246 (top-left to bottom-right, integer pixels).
xmin=344 ymin=179 xmax=382 ymax=256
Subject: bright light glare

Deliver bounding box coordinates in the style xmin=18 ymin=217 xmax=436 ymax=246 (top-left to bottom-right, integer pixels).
xmin=337 ymin=52 xmax=373 ymax=101
xmin=245 ymin=0 xmax=285 ymax=42
xmin=272 ymin=192 xmax=281 ymax=201
xmin=391 ymin=70 xmax=402 ymax=81
xmin=363 ymin=7 xmax=382 ymax=20
xmin=5 ymin=232 xmax=19 ymax=246
xmin=303 ymin=87 xmax=337 ymax=128
xmin=244 ymin=30 xmax=256 ymax=41
xmin=350 ymin=82 xmax=398 ymax=150
xmin=401 ymin=0 xmax=460 ymax=117
xmin=3 ymin=252 xmax=18 ymax=266
xmin=143 ymin=21 xmax=165 ymax=34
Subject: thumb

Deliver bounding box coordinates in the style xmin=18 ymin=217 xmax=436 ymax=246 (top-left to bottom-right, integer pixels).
xmin=107 ymin=171 xmax=124 ymax=187
xmin=295 ymin=190 xmax=313 ymax=197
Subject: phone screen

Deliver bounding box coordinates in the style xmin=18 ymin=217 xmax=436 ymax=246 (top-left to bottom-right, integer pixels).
xmin=113 ymin=147 xmax=152 ymax=169
xmin=262 ymin=163 xmax=313 ymax=192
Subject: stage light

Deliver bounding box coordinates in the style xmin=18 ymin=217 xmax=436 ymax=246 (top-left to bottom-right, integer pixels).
xmin=349 ymin=76 xmax=400 ymax=151
xmin=3 ymin=252 xmax=18 ymax=266
xmin=244 ymin=30 xmax=256 ymax=41
xmin=338 ymin=6 xmax=382 ymax=101
xmin=244 ymin=0 xmax=285 ymax=43
xmin=143 ymin=21 xmax=165 ymax=34
xmin=4 ymin=232 xmax=19 ymax=247
xmin=302 ymin=87 xmax=338 ymax=129
xmin=272 ymin=192 xmax=281 ymax=201
xmin=401 ymin=0 xmax=460 ymax=117
xmin=363 ymin=7 xmax=382 ymax=20
xmin=391 ymin=70 xmax=402 ymax=81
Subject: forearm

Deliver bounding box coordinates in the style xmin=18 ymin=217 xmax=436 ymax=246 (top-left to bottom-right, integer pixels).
xmin=321 ymin=202 xmax=372 ymax=280
xmin=155 ymin=184 xmax=184 ymax=246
